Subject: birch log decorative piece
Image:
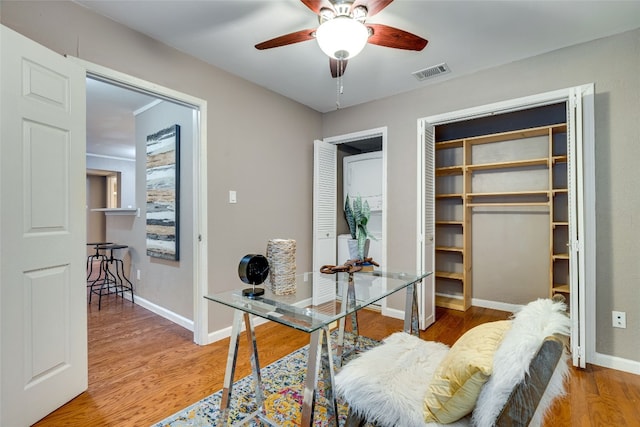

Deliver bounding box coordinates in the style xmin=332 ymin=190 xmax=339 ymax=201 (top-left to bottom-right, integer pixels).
xmin=266 ymin=239 xmax=296 ymax=295
xmin=146 ymin=124 xmax=180 ymax=260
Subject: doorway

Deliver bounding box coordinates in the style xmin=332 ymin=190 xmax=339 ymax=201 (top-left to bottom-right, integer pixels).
xmin=418 ymin=84 xmax=595 ymax=367
xmin=78 ymin=59 xmax=209 ymax=344
xmin=326 ymin=127 xmax=387 ymax=270
xmin=313 ymin=127 xmax=389 ymax=313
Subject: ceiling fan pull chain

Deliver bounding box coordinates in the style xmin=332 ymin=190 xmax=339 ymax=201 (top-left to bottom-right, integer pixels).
xmin=336 ymin=61 xmax=341 ymax=109
xmin=336 ymin=58 xmax=345 ymax=110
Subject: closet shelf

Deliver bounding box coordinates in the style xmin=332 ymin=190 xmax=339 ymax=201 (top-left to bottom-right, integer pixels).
xmin=435 ymin=140 xmax=464 ymax=150
xmin=436 ymin=220 xmax=464 ymax=226
xmin=436 ymin=166 xmax=463 ymax=176
xmin=467 ymin=190 xmax=550 ymax=198
xmin=435 ymin=295 xmax=466 ymax=310
xmin=436 ymin=246 xmax=464 ymax=253
xmin=464 ymin=124 xmax=566 ymax=146
xmin=467 ymin=202 xmax=550 ymax=208
xmin=436 ymin=193 xmax=463 ymax=199
xmin=553 ymin=155 xmax=568 ymax=163
xmin=435 ymin=271 xmax=463 ymax=280
xmin=552 ymin=284 xmax=570 ymax=294
xmin=466 ymin=157 xmax=548 ymax=172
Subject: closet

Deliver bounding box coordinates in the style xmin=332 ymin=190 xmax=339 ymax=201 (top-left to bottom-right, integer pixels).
xmin=432 ymin=103 xmax=569 ymax=311
xmin=420 ymin=85 xmax=594 ymax=368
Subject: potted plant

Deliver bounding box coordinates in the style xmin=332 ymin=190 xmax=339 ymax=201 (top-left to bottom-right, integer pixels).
xmin=344 ymin=194 xmax=375 ymax=260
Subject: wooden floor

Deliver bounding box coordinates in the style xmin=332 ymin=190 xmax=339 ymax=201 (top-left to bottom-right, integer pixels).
xmin=33 ymin=296 xmax=640 ymax=426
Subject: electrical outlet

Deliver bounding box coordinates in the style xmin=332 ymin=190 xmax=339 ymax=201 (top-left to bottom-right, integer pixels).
xmin=612 ymin=311 xmax=626 ymax=328
xmin=136 ymin=269 xmax=141 ymax=280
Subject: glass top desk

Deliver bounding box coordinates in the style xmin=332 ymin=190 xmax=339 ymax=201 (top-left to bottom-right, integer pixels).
xmin=205 ymin=270 xmax=431 ymax=426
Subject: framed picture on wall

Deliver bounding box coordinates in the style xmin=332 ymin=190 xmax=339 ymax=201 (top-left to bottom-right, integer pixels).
xmin=146 ymin=124 xmax=180 ymax=261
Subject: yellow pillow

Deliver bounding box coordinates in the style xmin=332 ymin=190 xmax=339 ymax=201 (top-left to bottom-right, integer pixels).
xmin=423 ymin=320 xmax=511 ymax=424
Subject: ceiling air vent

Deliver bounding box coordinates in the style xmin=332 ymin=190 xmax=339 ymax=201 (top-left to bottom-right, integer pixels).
xmin=412 ymin=63 xmax=450 ymax=81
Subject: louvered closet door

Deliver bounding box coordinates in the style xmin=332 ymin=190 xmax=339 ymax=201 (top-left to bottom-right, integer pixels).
xmin=420 ymin=123 xmax=436 ymax=329
xmin=313 ymin=140 xmax=337 ymax=304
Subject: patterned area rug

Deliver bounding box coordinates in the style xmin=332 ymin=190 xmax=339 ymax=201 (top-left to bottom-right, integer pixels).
xmin=153 ymin=332 xmax=379 ymax=426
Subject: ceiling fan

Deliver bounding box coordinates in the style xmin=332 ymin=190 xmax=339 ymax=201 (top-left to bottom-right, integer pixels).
xmin=255 ymin=0 xmax=428 ymax=78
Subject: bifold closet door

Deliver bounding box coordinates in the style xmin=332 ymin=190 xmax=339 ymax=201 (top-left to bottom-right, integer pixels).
xmin=419 ymin=123 xmax=436 ymax=329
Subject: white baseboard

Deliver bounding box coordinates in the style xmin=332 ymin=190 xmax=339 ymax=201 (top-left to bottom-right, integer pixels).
xmin=133 ymin=295 xmax=194 ymax=332
xmin=471 ymin=298 xmax=522 ymax=313
xmin=207 ymin=316 xmax=270 ymax=345
xmin=590 ymin=351 xmax=640 ymax=375
xmin=381 ymin=306 xmax=404 ymax=320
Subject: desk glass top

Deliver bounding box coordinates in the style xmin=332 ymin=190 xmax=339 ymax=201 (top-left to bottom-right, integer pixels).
xmin=205 ymin=271 xmax=431 ymax=333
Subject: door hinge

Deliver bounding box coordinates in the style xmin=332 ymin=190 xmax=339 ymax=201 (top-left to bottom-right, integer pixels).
xmin=571 ymin=240 xmax=582 ymax=252
xmin=576 ymin=345 xmax=585 ymax=364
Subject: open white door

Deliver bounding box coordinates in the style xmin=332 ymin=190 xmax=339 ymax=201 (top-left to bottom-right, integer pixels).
xmin=312 ymin=140 xmax=337 ymax=272
xmin=567 ymin=85 xmax=594 ymax=368
xmin=312 ymin=140 xmax=337 ymax=304
xmin=418 ymin=122 xmax=436 ymax=329
xmin=1 ymin=25 xmax=87 ymax=425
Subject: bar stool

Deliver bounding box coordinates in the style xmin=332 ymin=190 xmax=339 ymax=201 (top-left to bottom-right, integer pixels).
xmin=86 ymin=242 xmax=111 ymax=282
xmin=88 ymin=244 xmax=134 ymax=309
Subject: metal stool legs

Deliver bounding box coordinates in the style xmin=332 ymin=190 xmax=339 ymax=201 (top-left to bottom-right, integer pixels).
xmin=88 ymin=244 xmax=134 ymax=310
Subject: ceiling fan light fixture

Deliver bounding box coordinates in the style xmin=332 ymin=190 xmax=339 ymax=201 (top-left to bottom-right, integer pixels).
xmin=316 ymin=17 xmax=369 ymax=60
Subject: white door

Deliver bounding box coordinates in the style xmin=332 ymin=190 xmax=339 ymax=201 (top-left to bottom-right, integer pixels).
xmin=567 ymin=85 xmax=593 ymax=368
xmin=312 ymin=140 xmax=337 ymax=305
xmin=1 ymin=25 xmax=87 ymax=426
xmin=312 ymin=140 xmax=338 ymax=273
xmin=418 ymin=123 xmax=436 ymax=329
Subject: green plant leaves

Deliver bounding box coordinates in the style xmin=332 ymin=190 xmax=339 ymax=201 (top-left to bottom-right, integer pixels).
xmin=345 ymin=195 xmax=356 ymax=239
xmin=345 ymin=194 xmax=375 ymax=259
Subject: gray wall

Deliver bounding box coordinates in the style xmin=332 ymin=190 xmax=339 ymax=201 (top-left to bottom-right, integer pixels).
xmin=322 ymin=28 xmax=640 ymax=362
xmin=1 ymin=0 xmax=322 ymax=333
xmin=86 ymin=155 xmax=135 ymax=208
xmin=104 ymin=101 xmax=195 ymax=318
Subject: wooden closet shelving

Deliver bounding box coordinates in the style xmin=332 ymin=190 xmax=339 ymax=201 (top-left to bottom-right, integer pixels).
xmin=550 ymin=124 xmax=570 ymax=301
xmin=434 ymin=123 xmax=570 ymax=311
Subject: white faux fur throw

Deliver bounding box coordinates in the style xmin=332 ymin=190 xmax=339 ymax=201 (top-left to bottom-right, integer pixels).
xmin=335 ymin=332 xmax=453 ymax=427
xmin=471 ymin=298 xmax=571 ymax=427
xmin=335 ymin=298 xmax=571 ymax=427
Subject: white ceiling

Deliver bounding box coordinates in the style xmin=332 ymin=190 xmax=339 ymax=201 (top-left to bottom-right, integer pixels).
xmin=81 ymin=0 xmax=640 ymax=158
xmin=86 ymin=78 xmax=157 ymax=159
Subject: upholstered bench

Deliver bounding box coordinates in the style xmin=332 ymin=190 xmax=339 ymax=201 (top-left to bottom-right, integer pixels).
xmin=335 ymin=298 xmax=571 ymax=427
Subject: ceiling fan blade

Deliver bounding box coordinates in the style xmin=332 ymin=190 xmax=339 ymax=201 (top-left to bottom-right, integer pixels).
xmin=255 ymin=29 xmax=317 ymax=50
xmin=301 ymin=0 xmax=335 ymax=14
xmin=330 ymin=58 xmax=348 ymax=78
xmin=353 ymin=0 xmax=393 ymax=17
xmin=366 ymin=23 xmax=428 ymax=51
